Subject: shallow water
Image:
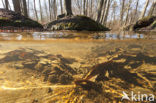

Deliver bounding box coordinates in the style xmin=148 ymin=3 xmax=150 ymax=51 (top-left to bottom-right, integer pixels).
xmin=0 ymin=31 xmax=156 ymax=41
xmin=0 ymin=31 xmax=156 ymax=103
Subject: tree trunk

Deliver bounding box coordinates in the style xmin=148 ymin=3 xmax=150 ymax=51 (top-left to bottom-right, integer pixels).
xmin=20 ymin=0 xmax=24 ymax=14
xmin=111 ymin=1 xmax=117 ymax=25
xmin=1 ymin=0 xmax=5 ymax=8
xmin=8 ymin=1 xmax=11 ymax=10
xmin=120 ymin=0 xmax=125 ymax=25
xmin=39 ymin=0 xmax=43 ymax=22
xmin=140 ymin=0 xmax=150 ymax=18
xmin=64 ymin=0 xmax=73 ymax=16
xmin=49 ymin=0 xmax=52 ymax=21
xmin=129 ymin=11 xmax=133 ymax=24
xmin=83 ymin=0 xmax=86 ymax=15
xmin=53 ymin=0 xmax=57 ymax=19
xmin=23 ymin=0 xmax=28 ymax=17
xmin=44 ymin=0 xmax=49 ymax=21
xmin=75 ymin=0 xmax=82 ymax=15
xmin=89 ymin=0 xmax=93 ymax=17
xmin=85 ymin=0 xmax=88 ymax=16
xmin=100 ymin=0 xmax=107 ymax=23
xmin=96 ymin=0 xmax=104 ymax=23
xmin=60 ymin=0 xmax=63 ymax=14
xmin=33 ymin=0 xmax=38 ymax=21
xmin=103 ymin=0 xmax=111 ymax=24
xmin=148 ymin=0 xmax=156 ymax=16
xmin=124 ymin=0 xmax=132 ymax=26
xmin=27 ymin=0 xmax=30 ymax=15
xmin=132 ymin=0 xmax=139 ymax=23
xmin=12 ymin=0 xmax=21 ymax=13
xmin=5 ymin=0 xmax=9 ymax=10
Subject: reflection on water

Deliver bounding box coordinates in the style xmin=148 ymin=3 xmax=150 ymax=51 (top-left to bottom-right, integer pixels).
xmin=0 ymin=31 xmax=155 ymax=41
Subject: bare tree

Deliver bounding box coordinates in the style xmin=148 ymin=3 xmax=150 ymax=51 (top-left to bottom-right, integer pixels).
xmin=112 ymin=1 xmax=118 ymax=25
xmin=100 ymin=0 xmax=107 ymax=23
xmin=103 ymin=0 xmax=111 ymax=24
xmin=5 ymin=0 xmax=9 ymax=10
xmin=53 ymin=0 xmax=57 ymax=19
xmin=1 ymin=0 xmax=5 ymax=8
xmin=12 ymin=0 xmax=21 ymax=13
xmin=89 ymin=0 xmax=93 ymax=17
xmin=49 ymin=0 xmax=52 ymax=21
xmin=124 ymin=0 xmax=132 ymax=26
xmin=64 ymin=0 xmax=73 ymax=15
xmin=132 ymin=0 xmax=139 ymax=22
xmin=140 ymin=0 xmax=150 ymax=18
xmin=75 ymin=0 xmax=82 ymax=14
xmin=83 ymin=0 xmax=86 ymax=15
xmin=86 ymin=0 xmax=89 ymax=16
xmin=148 ymin=0 xmax=156 ymax=16
xmin=96 ymin=0 xmax=105 ymax=22
xmin=20 ymin=0 xmax=24 ymax=14
xmin=39 ymin=0 xmax=43 ymax=22
xmin=120 ymin=0 xmax=125 ymax=24
xmin=33 ymin=0 xmax=38 ymax=21
xmin=60 ymin=0 xmax=63 ymax=14
xmin=27 ymin=0 xmax=30 ymax=15
xmin=23 ymin=0 xmax=28 ymax=17
xmin=44 ymin=0 xmax=49 ymax=21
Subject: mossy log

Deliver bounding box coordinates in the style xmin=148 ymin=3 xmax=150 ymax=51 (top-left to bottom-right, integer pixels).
xmin=124 ymin=16 xmax=156 ymax=31
xmin=45 ymin=15 xmax=110 ymax=31
xmin=133 ymin=16 xmax=156 ymax=30
xmin=0 ymin=9 xmax=43 ymax=29
xmin=150 ymin=20 xmax=156 ymax=29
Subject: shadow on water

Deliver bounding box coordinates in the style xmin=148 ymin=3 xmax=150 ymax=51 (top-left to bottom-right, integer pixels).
xmin=0 ymin=31 xmax=156 ymax=40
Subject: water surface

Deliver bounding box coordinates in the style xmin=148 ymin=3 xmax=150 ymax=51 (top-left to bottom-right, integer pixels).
xmin=0 ymin=31 xmax=155 ymax=41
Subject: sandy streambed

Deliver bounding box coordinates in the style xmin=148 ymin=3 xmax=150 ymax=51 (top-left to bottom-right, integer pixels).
xmin=0 ymin=39 xmax=156 ymax=103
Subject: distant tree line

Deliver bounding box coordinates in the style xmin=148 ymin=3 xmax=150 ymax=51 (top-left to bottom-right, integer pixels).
xmin=1 ymin=0 xmax=156 ymax=29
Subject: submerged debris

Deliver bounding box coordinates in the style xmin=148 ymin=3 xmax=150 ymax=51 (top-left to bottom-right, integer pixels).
xmin=0 ymin=48 xmax=76 ymax=85
xmin=0 ymin=46 xmax=155 ymax=103
xmin=70 ymin=56 xmax=155 ymax=103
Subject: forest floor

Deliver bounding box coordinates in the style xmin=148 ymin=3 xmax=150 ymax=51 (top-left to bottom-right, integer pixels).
xmin=0 ymin=39 xmax=156 ymax=103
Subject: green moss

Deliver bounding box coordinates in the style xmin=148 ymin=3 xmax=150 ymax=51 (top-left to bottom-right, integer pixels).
xmin=46 ymin=15 xmax=109 ymax=31
xmin=0 ymin=18 xmax=43 ymax=28
xmin=15 ymin=20 xmax=22 ymax=23
xmin=0 ymin=17 xmax=9 ymax=20
xmin=0 ymin=17 xmax=42 ymax=28
xmin=133 ymin=16 xmax=156 ymax=30
xmin=138 ymin=16 xmax=152 ymax=23
xmin=151 ymin=20 xmax=156 ymax=29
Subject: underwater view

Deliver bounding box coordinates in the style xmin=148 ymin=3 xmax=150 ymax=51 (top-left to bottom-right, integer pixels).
xmin=0 ymin=31 xmax=156 ymax=103
xmin=0 ymin=0 xmax=156 ymax=102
